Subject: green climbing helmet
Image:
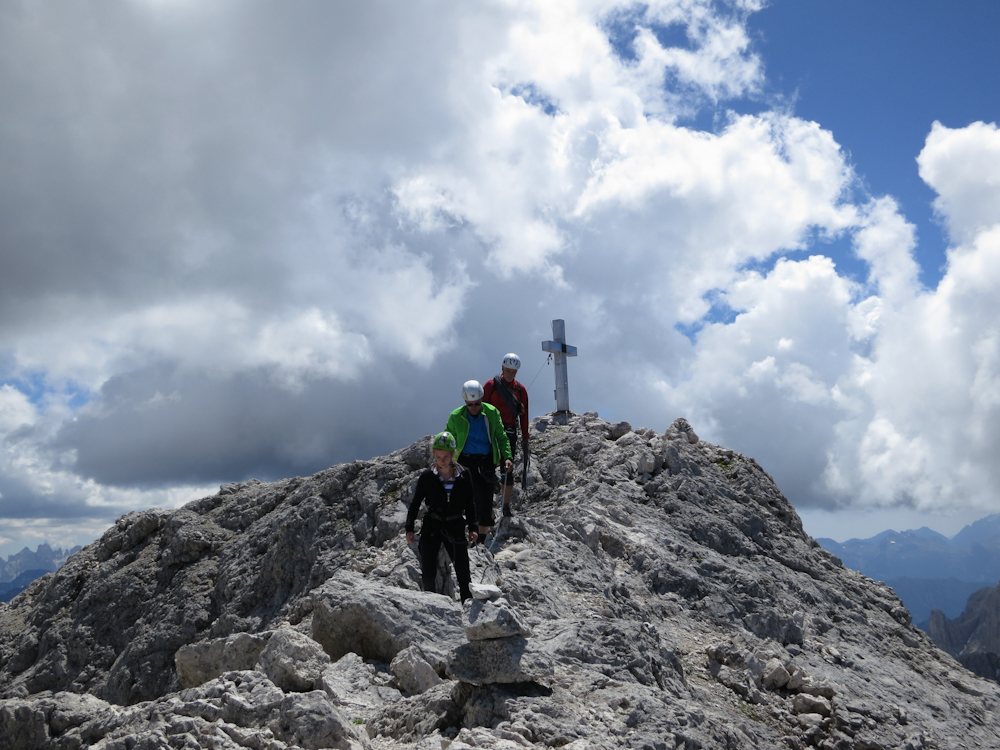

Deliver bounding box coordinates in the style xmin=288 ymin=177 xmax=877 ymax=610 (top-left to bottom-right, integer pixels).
xmin=432 ymin=430 xmax=457 ymax=452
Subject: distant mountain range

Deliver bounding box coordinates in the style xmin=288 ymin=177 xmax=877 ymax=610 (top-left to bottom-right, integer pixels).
xmin=818 ymin=513 xmax=1000 ymax=628
xmin=0 ymin=543 xmax=81 ymax=602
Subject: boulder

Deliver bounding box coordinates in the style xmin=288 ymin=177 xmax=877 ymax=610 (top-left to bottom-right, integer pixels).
xmin=390 ymin=644 xmax=444 ymax=695
xmin=761 ymin=658 xmax=791 ymax=690
xmin=311 ymin=571 xmax=465 ymax=671
xmin=446 ymin=637 xmax=554 ymax=685
xmin=464 ymin=598 xmax=532 ymax=641
xmin=792 ymin=693 xmax=832 ymax=717
xmin=175 ymin=631 xmax=272 ymax=688
xmin=469 ymin=582 xmax=503 ymax=601
xmin=257 ymin=626 xmax=331 ymax=692
xmin=322 ymin=652 xmax=402 ymax=713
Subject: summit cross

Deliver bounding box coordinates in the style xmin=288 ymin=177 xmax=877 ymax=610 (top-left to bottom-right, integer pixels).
xmin=541 ymin=319 xmax=577 ymax=423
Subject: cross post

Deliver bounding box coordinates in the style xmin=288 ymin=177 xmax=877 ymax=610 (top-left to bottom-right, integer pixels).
xmin=541 ymin=319 xmax=577 ymax=424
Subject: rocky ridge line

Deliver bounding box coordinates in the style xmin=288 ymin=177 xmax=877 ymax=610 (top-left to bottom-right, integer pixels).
xmin=0 ymin=414 xmax=998 ymax=749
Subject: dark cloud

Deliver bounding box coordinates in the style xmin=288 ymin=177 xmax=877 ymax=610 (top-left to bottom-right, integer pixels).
xmin=0 ymin=471 xmax=102 ymax=521
xmin=0 ymin=1 xmax=499 ymax=323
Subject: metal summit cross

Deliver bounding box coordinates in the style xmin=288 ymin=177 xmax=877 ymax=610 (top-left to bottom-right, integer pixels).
xmin=541 ymin=319 xmax=577 ymax=424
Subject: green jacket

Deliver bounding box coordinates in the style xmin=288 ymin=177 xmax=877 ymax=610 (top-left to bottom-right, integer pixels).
xmin=446 ymin=403 xmax=512 ymax=465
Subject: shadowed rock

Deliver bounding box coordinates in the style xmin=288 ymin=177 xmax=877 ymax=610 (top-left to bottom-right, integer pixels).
xmin=446 ymin=636 xmax=554 ymax=685
xmin=929 ymin=581 xmax=1000 ymax=682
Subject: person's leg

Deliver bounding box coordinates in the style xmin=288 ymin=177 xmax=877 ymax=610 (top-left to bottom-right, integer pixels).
xmin=476 ymin=487 xmax=493 ymax=539
xmin=502 ymin=474 xmax=513 ymax=515
xmin=417 ymin=527 xmax=440 ymax=593
xmin=502 ymin=429 xmax=517 ymax=516
xmin=444 ymin=533 xmax=473 ymax=602
xmin=471 ymin=458 xmax=495 ymax=541
xmin=459 ymin=455 xmax=490 ymax=540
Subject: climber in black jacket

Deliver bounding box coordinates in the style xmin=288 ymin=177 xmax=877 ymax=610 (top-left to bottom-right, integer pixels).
xmin=405 ymin=431 xmax=479 ymax=602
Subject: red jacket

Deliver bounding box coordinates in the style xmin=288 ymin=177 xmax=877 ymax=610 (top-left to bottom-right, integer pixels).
xmin=483 ymin=375 xmax=529 ymax=442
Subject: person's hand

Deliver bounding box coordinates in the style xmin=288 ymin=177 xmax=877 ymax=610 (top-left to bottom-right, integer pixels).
xmin=468 ymin=530 xmax=478 ymax=543
xmin=405 ymin=531 xmax=415 ymax=545
xmin=505 ymin=459 xmax=513 ymax=472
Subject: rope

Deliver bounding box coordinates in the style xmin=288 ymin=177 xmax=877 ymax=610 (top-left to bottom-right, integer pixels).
xmin=525 ymin=354 xmax=551 ymax=390
xmin=478 ymin=516 xmax=507 ymax=583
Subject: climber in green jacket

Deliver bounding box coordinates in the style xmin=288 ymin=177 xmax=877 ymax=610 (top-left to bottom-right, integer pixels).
xmin=445 ymin=380 xmax=513 ymax=543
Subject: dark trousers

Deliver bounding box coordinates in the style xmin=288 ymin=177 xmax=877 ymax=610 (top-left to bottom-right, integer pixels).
xmin=503 ymin=428 xmax=518 ymax=486
xmin=418 ymin=522 xmax=472 ymax=602
xmin=458 ymin=453 xmax=496 ymax=527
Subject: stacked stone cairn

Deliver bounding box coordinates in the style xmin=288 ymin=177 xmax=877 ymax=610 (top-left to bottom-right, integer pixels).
xmin=446 ymin=582 xmax=552 ymax=687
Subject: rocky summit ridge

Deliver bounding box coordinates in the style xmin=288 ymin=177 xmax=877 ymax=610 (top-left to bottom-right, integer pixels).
xmin=1 ymin=413 xmax=998 ymax=749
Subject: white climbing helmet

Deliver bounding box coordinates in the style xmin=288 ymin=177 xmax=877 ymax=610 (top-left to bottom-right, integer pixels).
xmin=502 ymin=353 xmax=521 ymax=371
xmin=462 ymin=380 xmax=484 ymax=403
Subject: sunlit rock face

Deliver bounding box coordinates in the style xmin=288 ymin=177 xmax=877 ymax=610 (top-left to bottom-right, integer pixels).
xmin=2 ymin=413 xmax=999 ymax=749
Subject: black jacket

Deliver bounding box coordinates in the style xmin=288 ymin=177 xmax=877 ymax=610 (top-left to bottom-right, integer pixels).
xmin=405 ymin=465 xmax=477 ymax=534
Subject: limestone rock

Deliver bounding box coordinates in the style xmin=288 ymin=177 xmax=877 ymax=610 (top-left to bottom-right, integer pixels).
xmin=668 ymin=417 xmax=700 ymax=444
xmin=446 ymin=637 xmax=554 ymax=685
xmin=469 ymin=582 xmax=503 ymax=601
xmin=366 ymin=681 xmax=466 ymax=742
xmin=0 ymin=671 xmax=370 ymax=750
xmin=321 ymin=652 xmax=402 ymax=714
xmin=609 ymin=421 xmax=632 ymax=440
xmin=175 ymin=631 xmax=271 ymax=688
xmin=1 ymin=412 xmax=1000 ymax=749
xmin=761 ymin=658 xmax=791 ymax=690
xmin=464 ymin=598 xmax=532 ymax=641
xmin=311 ymin=571 xmax=465 ymax=671
xmin=257 ymin=626 xmax=331 ymax=692
xmin=390 ymin=644 xmax=444 ymax=695
xmin=792 ymin=692 xmax=832 ymax=717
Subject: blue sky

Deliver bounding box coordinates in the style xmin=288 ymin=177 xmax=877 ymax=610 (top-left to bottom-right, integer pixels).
xmin=750 ymin=0 xmax=1000 ymax=539
xmin=752 ymin=0 xmax=1000 ymax=289
xmin=2 ymin=0 xmax=1000 ymax=557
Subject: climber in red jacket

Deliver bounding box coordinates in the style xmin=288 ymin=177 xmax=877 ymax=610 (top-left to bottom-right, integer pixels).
xmin=483 ymin=353 xmax=529 ymax=518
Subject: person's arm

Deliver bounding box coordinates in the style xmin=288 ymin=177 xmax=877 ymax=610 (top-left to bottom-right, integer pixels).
xmin=446 ymin=410 xmax=464 ymax=462
xmin=519 ymin=383 xmax=530 ymax=443
xmin=405 ymin=473 xmax=426 ymax=543
xmin=460 ymin=472 xmax=478 ymax=540
xmin=491 ymin=408 xmax=513 ymax=465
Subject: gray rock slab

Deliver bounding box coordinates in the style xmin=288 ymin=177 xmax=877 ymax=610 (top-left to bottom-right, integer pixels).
xmin=311 ymin=570 xmax=465 ymax=670
xmin=175 ymin=631 xmax=272 ymax=689
xmin=390 ymin=644 xmax=444 ymax=695
xmin=322 ymin=652 xmax=402 ymax=713
xmin=365 ymin=681 xmax=466 ymax=743
xmin=279 ymin=689 xmax=370 ymax=750
xmin=257 ymin=626 xmax=331 ymax=692
xmin=469 ymin=582 xmax=502 ymax=601
xmin=0 ymin=671 xmax=371 ymax=750
xmin=464 ymin=598 xmax=532 ymax=641
xmin=761 ymin=658 xmax=791 ymax=690
xmin=446 ymin=637 xmax=554 ymax=686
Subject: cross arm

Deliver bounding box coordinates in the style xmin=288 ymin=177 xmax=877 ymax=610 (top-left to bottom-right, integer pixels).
xmin=542 ymin=341 xmax=578 ymax=356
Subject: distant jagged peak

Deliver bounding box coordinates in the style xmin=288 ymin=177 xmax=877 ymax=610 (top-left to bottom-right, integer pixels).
xmin=952 ymin=512 xmax=1000 ymax=547
xmin=0 ymin=542 xmax=82 ymax=584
